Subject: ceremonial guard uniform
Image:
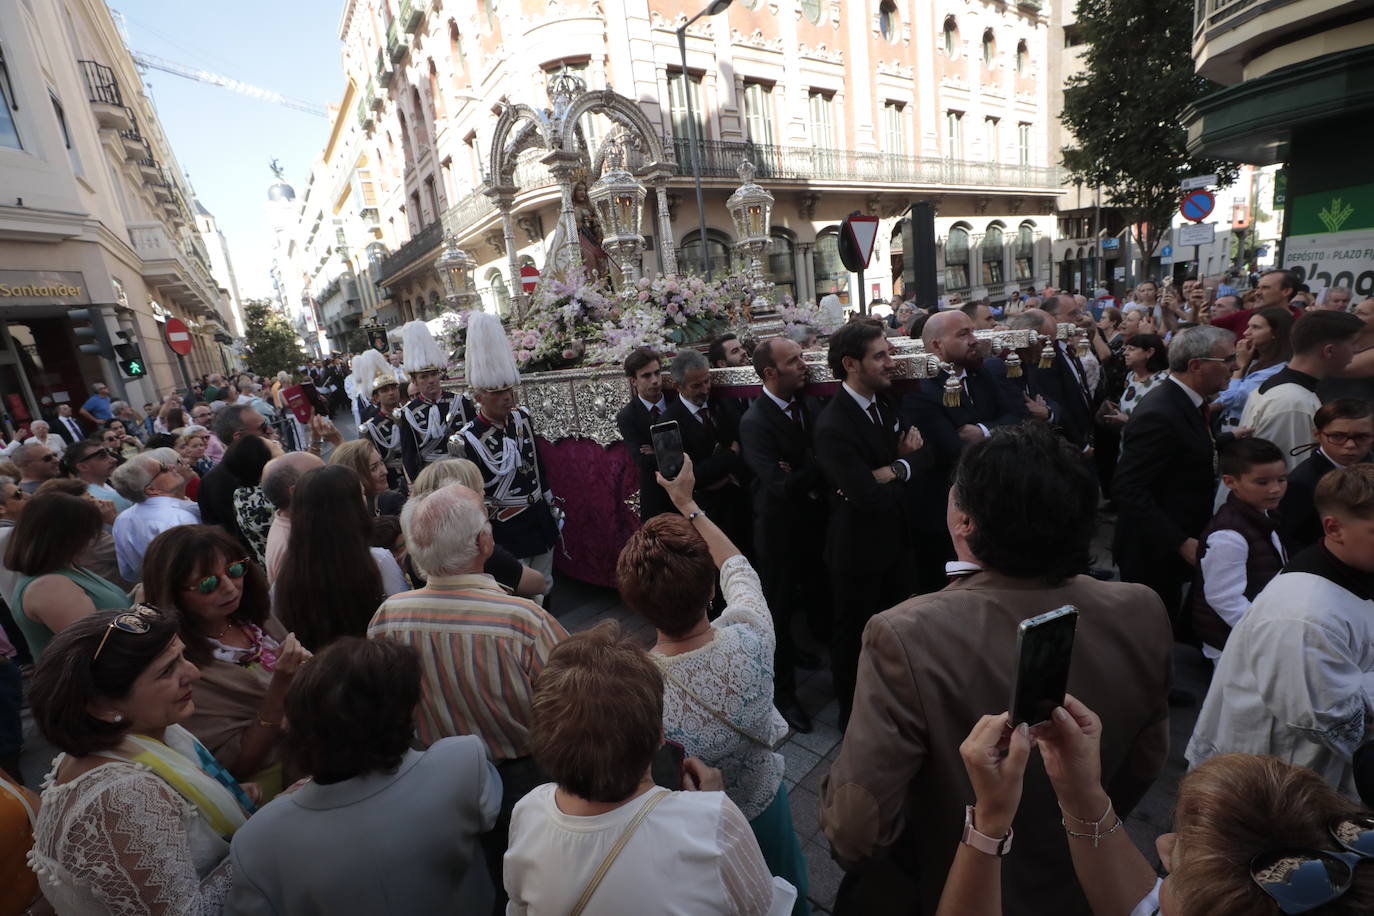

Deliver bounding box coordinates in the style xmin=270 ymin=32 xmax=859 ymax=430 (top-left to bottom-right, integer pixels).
xmin=351 ymin=349 xmax=408 ymax=492
xmin=398 ymin=320 xmax=473 ymax=481
xmin=449 ymin=313 xmax=560 ymax=595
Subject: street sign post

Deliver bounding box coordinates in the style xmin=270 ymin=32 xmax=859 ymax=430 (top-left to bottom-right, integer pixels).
xmin=839 ymin=214 xmax=880 ymax=315
xmin=1180 ymin=174 xmax=1219 ymax=192
xmin=1180 ymin=190 xmax=1216 ymax=223
xmin=1178 ymin=223 xmax=1216 ymax=247
xmin=163 ymin=317 xmax=195 ymax=399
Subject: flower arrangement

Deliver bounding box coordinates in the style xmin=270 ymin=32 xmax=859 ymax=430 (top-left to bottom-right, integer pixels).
xmin=506 ymin=271 xmax=752 ymax=372
xmin=777 ymin=294 xmax=840 ymax=335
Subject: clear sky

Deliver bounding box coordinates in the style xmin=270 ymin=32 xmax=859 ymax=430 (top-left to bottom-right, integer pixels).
xmin=112 ymin=0 xmax=345 ymax=300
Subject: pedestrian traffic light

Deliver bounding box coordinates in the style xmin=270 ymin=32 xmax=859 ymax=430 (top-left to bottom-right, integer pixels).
xmin=115 ymin=340 xmax=146 ymax=378
xmin=68 ymin=307 xmax=116 ymax=360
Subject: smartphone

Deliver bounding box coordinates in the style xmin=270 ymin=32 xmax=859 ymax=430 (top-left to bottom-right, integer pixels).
xmin=1009 ymin=605 xmax=1078 ymax=727
xmin=282 ymin=385 xmax=315 ymax=425
xmin=651 ymin=740 xmax=686 ymax=790
xmin=650 ymin=420 xmax=685 ymax=480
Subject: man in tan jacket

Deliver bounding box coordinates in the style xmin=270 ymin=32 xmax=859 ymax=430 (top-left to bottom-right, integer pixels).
xmin=820 ymin=424 xmax=1172 ymax=916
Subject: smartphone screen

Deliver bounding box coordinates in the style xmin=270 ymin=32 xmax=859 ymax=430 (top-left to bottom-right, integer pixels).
xmin=651 ymin=420 xmax=685 ymax=480
xmin=1009 ymin=606 xmax=1078 ymax=727
xmin=651 ymin=740 xmax=686 ymax=790
xmin=282 ymin=385 xmax=315 ymax=425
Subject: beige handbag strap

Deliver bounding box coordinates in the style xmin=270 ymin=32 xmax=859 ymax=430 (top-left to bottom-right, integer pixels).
xmin=656 ymin=660 xmax=777 ymax=750
xmin=569 ymin=789 xmax=670 ymax=916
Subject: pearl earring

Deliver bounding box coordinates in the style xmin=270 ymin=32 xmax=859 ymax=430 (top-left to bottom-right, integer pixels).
xmin=112 ymin=714 xmax=123 ymax=723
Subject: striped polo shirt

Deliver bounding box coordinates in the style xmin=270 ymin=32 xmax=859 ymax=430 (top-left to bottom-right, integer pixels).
xmin=367 ymin=573 xmax=568 ymax=761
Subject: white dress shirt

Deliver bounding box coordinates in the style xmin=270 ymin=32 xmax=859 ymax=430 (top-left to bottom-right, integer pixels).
xmin=1199 ymin=520 xmax=1288 ymax=660
xmin=113 ymin=496 xmax=202 ymax=581
xmin=638 ymin=395 xmax=667 ymax=416
xmin=1168 ymin=374 xmax=1205 ymax=409
xmin=57 ymin=415 xmax=84 ymax=441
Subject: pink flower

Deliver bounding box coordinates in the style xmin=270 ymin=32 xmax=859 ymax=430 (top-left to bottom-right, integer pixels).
xmin=522 ymin=334 xmax=538 ymax=348
xmin=638 ymin=291 xmax=650 ymax=302
xmin=667 ymin=302 xmax=679 ymax=315
xmin=562 ymin=348 xmax=577 ymax=360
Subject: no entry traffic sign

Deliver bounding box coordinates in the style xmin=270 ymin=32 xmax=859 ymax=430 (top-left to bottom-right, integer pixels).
xmin=164 ymin=317 xmax=193 ymax=356
xmin=1180 ymin=190 xmax=1215 ymax=223
xmin=520 ymin=264 xmax=539 ymax=293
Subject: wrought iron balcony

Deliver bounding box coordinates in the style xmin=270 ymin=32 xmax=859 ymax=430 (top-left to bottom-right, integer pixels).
xmin=79 ymin=60 xmax=133 ymax=130
xmin=401 ymin=0 xmax=423 ymax=33
xmin=357 ymin=94 xmax=374 ymax=132
xmin=672 ymin=140 xmax=1064 ymax=191
xmin=377 ymin=49 xmax=394 ymax=87
xmin=386 ymin=18 xmax=410 ymax=64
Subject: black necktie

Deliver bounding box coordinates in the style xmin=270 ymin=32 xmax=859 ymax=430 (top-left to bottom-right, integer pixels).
xmin=866 ymin=403 xmax=882 ymax=426
xmin=786 ymin=401 xmax=804 ymax=432
xmin=698 ymin=406 xmax=715 ymax=438
xmin=649 ymin=405 xmax=660 ymax=421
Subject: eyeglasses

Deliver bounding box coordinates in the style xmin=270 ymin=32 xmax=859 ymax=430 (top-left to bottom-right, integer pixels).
xmin=186 ymin=559 xmax=250 ymax=594
xmin=78 ymin=448 xmax=116 ymax=463
xmin=1320 ymin=431 xmax=1374 ymax=446
xmin=1251 ymin=815 xmax=1374 ymax=913
xmin=92 ymin=605 xmax=163 ymax=664
xmin=1197 ymin=354 xmax=1239 ymax=366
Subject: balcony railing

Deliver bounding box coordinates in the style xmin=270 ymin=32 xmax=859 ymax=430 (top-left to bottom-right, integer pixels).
xmin=401 ymin=0 xmax=423 ymax=33
xmin=386 ymin=18 xmax=410 ymax=63
xmin=377 ymin=49 xmax=395 ymax=87
xmin=78 ymin=60 xmax=122 ymax=106
xmin=672 ymin=140 xmax=1064 ymax=190
xmin=1194 ymin=0 xmax=1262 ymax=35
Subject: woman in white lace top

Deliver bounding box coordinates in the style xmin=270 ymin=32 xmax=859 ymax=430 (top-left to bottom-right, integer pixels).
xmin=27 ymin=606 xmax=257 ymax=915
xmin=616 ymin=455 xmax=810 ymax=915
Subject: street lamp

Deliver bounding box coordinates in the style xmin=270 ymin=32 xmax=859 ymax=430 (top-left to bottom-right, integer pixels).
xmin=676 ymin=0 xmax=732 ymax=280
xmin=588 ymin=136 xmax=648 ymax=285
xmin=435 ymin=234 xmax=478 ymax=310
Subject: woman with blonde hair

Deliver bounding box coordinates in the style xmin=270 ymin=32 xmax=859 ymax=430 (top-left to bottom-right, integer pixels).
xmin=409 ymin=459 xmax=547 ymax=598
xmin=329 ymin=439 xmax=404 ymax=515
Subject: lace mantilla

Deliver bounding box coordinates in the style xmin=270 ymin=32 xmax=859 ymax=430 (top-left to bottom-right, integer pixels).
xmin=30 ymin=758 xmax=231 ymax=915
xmin=656 ymin=556 xmax=789 ymax=820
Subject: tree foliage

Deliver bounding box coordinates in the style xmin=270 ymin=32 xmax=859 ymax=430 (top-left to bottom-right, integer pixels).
xmin=242 ymin=300 xmax=308 ymax=378
xmin=1061 ymin=0 xmax=1240 ymax=268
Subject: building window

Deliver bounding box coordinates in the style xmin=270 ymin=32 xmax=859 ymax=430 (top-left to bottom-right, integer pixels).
xmin=883 ymin=101 xmax=904 ymax=156
xmin=742 ymin=81 xmax=774 ymax=147
xmin=408 ymin=192 xmax=421 ymax=233
xmin=485 ymin=268 xmax=510 ymax=316
xmin=0 ymin=44 xmax=21 ymax=150
xmin=424 ymin=175 xmax=440 ymax=220
xmin=809 ymin=90 xmax=834 ymax=148
xmin=982 ymin=29 xmax=996 ymax=66
xmin=801 ymin=0 xmax=824 ymax=25
xmin=679 ymin=228 xmax=733 ymax=276
xmin=945 ymin=225 xmax=970 ymax=291
xmin=984 ymin=116 xmax=999 ymax=162
xmin=942 ymin=16 xmax=958 ymax=57
xmin=768 ymin=228 xmax=797 ymax=301
xmin=812 ymin=230 xmax=848 ymax=303
xmin=1016 ymin=39 xmax=1029 ymax=74
xmin=1016 ymin=222 xmax=1035 ymax=281
xmin=946 ymin=110 xmax=962 ymax=159
xmin=50 ymin=92 xmax=80 ymax=172
xmin=982 ymin=225 xmax=1005 ymax=286
xmin=666 ymin=69 xmax=705 ymax=165
xmin=1018 ymin=122 xmax=1032 ymax=166
xmin=878 ymin=1 xmax=897 ymax=42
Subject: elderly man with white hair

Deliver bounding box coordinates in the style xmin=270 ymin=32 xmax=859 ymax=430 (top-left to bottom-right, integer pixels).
xmin=26 ymin=420 xmax=63 ymax=457
xmin=110 ymin=448 xmax=201 ymax=581
xmin=367 ymin=482 xmax=567 ymax=909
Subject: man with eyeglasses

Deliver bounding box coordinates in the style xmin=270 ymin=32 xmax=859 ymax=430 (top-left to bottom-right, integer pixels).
xmin=110 ymin=451 xmax=200 ymax=581
xmin=12 ymin=442 xmax=58 ymax=494
xmin=1240 ymin=310 xmax=1364 ymax=471
xmin=67 ymin=439 xmax=131 ymax=513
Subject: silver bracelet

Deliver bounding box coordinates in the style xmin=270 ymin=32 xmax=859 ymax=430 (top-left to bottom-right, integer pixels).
xmin=686 ymin=510 xmax=705 ymax=523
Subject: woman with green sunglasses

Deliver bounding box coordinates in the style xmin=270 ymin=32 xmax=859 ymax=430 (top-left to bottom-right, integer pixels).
xmin=142 ymin=525 xmax=310 ymax=801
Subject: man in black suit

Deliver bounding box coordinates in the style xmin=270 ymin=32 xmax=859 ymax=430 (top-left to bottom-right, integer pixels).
xmin=739 ymin=337 xmax=828 ymax=732
xmin=1005 ymin=312 xmax=1060 ymax=424
xmin=1114 ymin=325 xmax=1235 ymax=629
xmin=52 ymin=402 xmax=88 ymax=446
xmin=901 ymin=309 xmax=1029 ymax=593
xmin=663 ymin=349 xmax=748 ymax=546
xmin=1034 ymin=301 xmax=1096 ymax=448
xmin=615 ymin=347 xmax=676 ymax=522
xmin=815 ymin=320 xmax=928 ymax=729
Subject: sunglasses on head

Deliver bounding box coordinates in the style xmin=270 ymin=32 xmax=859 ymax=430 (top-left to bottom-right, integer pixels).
xmin=1250 ymin=814 xmax=1374 ymax=913
xmin=92 ymin=604 xmax=163 ymax=663
xmin=186 ymin=559 xmax=250 ymax=594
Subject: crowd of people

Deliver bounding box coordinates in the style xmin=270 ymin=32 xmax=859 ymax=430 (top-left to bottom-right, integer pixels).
xmin=0 ymin=267 xmax=1373 ymax=915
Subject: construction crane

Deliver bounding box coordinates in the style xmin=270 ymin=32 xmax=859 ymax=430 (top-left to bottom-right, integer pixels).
xmin=130 ymin=50 xmax=327 ymax=118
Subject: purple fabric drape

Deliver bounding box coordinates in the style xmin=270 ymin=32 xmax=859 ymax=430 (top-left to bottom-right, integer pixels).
xmin=538 ymin=437 xmax=641 ymax=588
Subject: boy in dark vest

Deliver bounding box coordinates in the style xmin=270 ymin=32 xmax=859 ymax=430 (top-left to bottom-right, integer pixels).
xmin=1192 ymin=437 xmax=1292 ymax=661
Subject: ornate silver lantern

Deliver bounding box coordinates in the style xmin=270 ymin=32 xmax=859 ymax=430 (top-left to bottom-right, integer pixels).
xmin=726 ymin=159 xmax=774 ymax=296
xmin=435 ymin=234 xmax=478 ymax=310
xmin=587 ymin=134 xmax=647 ymax=285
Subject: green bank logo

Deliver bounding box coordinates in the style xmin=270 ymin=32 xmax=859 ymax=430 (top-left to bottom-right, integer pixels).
xmin=1319 ymin=198 xmax=1356 ymax=233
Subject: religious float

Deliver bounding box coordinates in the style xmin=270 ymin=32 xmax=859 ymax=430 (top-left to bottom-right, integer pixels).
xmin=427 ymin=72 xmax=1087 ymax=586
